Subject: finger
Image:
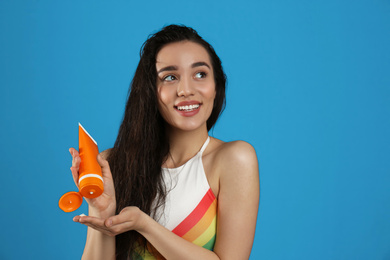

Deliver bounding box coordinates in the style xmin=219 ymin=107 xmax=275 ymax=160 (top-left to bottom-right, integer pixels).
xmin=77 ymin=221 xmax=114 ymax=236
xmin=74 ymin=216 xmax=116 ymax=236
xmin=104 ymin=220 xmax=134 ymax=235
xmin=69 ymin=148 xmax=79 ymax=160
xmin=105 ymin=207 xmax=139 ymax=228
xmin=70 ymin=166 xmax=79 ymax=188
xmin=72 ymin=153 xmax=81 ymax=168
xmin=73 ymin=215 xmax=82 ymax=222
xmin=69 ymin=148 xmax=81 ymax=172
xmin=97 ymin=154 xmax=113 ymax=180
xmin=69 ymin=154 xmax=80 ymax=188
xmin=103 ymin=210 xmax=137 ymax=235
xmin=76 ymin=215 xmax=106 ymax=226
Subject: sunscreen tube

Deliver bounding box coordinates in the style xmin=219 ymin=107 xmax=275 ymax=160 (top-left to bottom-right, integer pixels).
xmin=78 ymin=123 xmax=104 ymax=199
xmin=58 ymin=123 xmax=104 ymax=212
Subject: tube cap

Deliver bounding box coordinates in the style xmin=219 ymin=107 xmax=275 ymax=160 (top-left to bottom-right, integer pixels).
xmin=59 ymin=191 xmax=83 ymax=212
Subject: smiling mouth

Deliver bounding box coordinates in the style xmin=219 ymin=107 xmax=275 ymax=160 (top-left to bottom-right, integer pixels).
xmin=175 ymin=104 xmax=200 ymax=112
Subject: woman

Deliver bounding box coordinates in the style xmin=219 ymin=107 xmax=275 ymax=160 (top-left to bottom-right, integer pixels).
xmin=70 ymin=25 xmax=259 ymax=259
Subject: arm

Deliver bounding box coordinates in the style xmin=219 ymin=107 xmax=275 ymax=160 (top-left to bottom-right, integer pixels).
xmin=213 ymin=141 xmax=260 ymax=259
xmin=80 ymin=206 xmax=116 ymax=260
xmin=70 ymin=148 xmax=116 ymax=260
xmin=77 ymin=141 xmax=260 ymax=259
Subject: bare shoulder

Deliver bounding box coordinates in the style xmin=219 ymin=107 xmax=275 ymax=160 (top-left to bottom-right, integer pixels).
xmin=99 ymin=148 xmax=112 ymax=160
xmin=207 ymin=138 xmax=259 ymax=185
xmin=214 ymin=139 xmax=258 ymax=169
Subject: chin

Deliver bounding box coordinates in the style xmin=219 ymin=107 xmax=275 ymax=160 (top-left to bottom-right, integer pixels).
xmin=173 ymin=121 xmax=207 ymax=132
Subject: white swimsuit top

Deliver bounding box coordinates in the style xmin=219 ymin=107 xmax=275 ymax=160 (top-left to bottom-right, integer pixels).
xmin=155 ymin=136 xmax=217 ymax=250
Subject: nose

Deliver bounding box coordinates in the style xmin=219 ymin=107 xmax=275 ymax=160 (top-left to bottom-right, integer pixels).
xmin=177 ymin=77 xmax=194 ymax=97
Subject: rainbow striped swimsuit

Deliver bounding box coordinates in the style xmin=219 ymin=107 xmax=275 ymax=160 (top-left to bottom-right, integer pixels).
xmin=136 ymin=137 xmax=217 ymax=259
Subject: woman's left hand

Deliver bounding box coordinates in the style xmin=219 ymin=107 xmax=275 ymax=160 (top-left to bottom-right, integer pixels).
xmin=73 ymin=206 xmax=147 ymax=237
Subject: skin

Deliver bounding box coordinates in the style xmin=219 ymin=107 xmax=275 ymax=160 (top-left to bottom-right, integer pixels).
xmin=156 ymin=41 xmax=216 ymax=134
xmin=70 ymin=41 xmax=260 ymax=260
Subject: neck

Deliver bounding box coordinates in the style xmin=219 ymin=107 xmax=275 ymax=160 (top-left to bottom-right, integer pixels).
xmin=164 ymin=124 xmax=209 ymax=168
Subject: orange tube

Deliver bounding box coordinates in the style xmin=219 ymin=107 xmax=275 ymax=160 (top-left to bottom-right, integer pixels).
xmin=59 ymin=123 xmax=104 ymax=212
xmin=78 ymin=123 xmax=104 ymax=199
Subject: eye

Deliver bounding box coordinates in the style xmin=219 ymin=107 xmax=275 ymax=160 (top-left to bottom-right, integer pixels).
xmin=194 ymin=72 xmax=207 ymax=79
xmin=163 ymin=75 xmax=177 ymax=82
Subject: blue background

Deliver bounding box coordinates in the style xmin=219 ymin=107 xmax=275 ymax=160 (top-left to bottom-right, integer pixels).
xmin=1 ymin=0 xmax=389 ymax=259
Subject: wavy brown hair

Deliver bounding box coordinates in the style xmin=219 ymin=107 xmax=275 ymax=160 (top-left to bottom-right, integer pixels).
xmin=107 ymin=24 xmax=226 ymax=259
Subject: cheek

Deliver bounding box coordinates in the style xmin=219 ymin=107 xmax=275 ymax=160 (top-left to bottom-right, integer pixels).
xmin=157 ymin=86 xmax=175 ymax=121
xmin=209 ymin=84 xmax=217 ymax=112
xmin=204 ymin=83 xmax=217 ymax=102
xmin=211 ymin=88 xmax=217 ymax=101
xmin=200 ymin=84 xmax=216 ymax=117
xmin=157 ymin=86 xmax=170 ymax=107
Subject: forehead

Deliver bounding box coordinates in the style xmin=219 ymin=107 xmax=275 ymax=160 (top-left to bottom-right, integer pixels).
xmin=156 ymin=41 xmax=211 ymax=68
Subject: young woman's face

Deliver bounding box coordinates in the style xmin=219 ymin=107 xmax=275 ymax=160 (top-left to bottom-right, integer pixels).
xmin=156 ymin=41 xmax=216 ymax=132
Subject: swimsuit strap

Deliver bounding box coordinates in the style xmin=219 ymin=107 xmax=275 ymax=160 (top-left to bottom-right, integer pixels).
xmin=199 ymin=136 xmax=210 ymax=155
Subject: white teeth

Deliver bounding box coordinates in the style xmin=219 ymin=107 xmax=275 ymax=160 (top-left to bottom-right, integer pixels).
xmin=177 ymin=104 xmax=200 ymax=111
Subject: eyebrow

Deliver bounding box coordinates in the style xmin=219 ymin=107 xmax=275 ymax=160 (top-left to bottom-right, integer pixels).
xmin=191 ymin=61 xmax=210 ymax=69
xmin=157 ymin=65 xmax=178 ymax=74
xmin=157 ymin=61 xmax=211 ymax=74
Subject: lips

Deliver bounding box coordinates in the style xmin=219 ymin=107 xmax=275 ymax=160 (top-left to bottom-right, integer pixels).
xmin=174 ymin=101 xmax=201 ymax=116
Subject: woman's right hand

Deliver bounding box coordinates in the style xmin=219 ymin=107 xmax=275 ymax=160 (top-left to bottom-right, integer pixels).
xmin=69 ymin=148 xmax=117 ymax=219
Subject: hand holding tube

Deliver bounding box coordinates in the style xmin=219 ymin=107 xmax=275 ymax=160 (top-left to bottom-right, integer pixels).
xmin=69 ymin=148 xmax=116 ymax=218
xmin=59 ymin=124 xmax=116 ymax=217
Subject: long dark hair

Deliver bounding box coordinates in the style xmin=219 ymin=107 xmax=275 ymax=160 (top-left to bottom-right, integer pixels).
xmin=107 ymin=24 xmax=226 ymax=259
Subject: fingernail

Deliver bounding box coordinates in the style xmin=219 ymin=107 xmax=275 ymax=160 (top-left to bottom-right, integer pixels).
xmin=107 ymin=219 xmax=113 ymax=227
